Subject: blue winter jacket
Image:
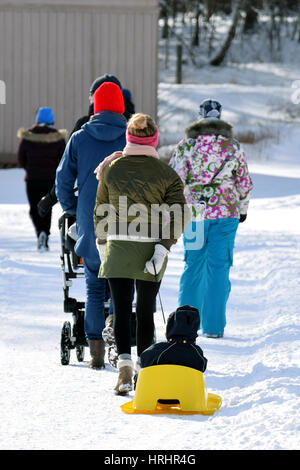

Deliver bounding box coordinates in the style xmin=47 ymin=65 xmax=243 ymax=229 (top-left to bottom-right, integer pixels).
xmin=56 ymin=111 xmax=127 ymax=259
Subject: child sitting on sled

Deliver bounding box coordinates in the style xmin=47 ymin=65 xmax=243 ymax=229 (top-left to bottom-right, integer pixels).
xmin=135 ymin=305 xmax=207 ymax=378
xmin=122 ymin=305 xmax=222 ymax=415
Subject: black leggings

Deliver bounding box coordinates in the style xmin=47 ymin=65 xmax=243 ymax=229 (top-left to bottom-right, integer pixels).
xmin=26 ymin=180 xmax=54 ymax=237
xmin=108 ymin=278 xmax=161 ymax=357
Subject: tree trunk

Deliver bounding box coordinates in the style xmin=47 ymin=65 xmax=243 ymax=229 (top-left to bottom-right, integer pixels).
xmin=209 ymin=0 xmax=242 ymax=66
xmin=297 ymin=2 xmax=300 ymax=42
xmin=192 ymin=2 xmax=201 ymax=47
xmin=176 ymin=43 xmax=183 ymax=83
xmin=243 ymin=2 xmax=259 ymax=33
xmin=161 ymin=5 xmax=169 ymax=39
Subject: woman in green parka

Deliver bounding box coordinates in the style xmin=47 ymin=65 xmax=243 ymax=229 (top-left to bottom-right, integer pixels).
xmin=94 ymin=113 xmax=189 ymax=395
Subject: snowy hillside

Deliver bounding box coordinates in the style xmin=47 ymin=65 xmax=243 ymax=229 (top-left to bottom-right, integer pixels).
xmin=1 ymin=38 xmax=300 ymax=450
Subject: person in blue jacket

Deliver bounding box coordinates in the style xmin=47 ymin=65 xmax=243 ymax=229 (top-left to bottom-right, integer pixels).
xmin=56 ymin=82 xmax=127 ymax=369
xmin=37 ymin=74 xmax=124 ymax=218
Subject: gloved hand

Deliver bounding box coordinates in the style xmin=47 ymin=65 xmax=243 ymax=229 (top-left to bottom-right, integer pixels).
xmin=96 ymin=240 xmax=107 ymax=260
xmin=239 ymin=214 xmax=247 ymax=223
xmin=67 ymin=223 xmax=78 ymax=241
xmin=144 ymin=244 xmax=169 ymax=276
xmin=37 ymin=192 xmax=57 ymax=217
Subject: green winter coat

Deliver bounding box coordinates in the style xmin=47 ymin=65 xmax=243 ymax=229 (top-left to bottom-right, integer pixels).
xmin=94 ymin=154 xmax=189 ymax=281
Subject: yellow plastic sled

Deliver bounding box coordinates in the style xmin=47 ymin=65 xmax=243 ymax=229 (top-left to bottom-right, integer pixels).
xmin=121 ymin=365 xmax=222 ymax=415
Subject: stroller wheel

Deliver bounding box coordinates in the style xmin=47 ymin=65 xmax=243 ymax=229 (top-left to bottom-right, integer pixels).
xmin=76 ymin=345 xmax=85 ymax=362
xmin=61 ymin=321 xmax=71 ymax=365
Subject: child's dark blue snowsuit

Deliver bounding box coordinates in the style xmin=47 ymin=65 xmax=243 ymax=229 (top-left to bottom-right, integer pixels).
xmin=139 ymin=305 xmax=207 ymax=372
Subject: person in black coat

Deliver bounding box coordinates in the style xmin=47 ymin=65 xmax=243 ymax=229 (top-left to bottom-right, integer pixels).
xmin=122 ymin=88 xmax=135 ymax=120
xmin=17 ymin=107 xmax=66 ymax=250
xmin=138 ymin=305 xmax=207 ymax=373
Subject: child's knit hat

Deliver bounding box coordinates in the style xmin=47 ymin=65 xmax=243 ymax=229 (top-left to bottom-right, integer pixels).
xmin=166 ymin=305 xmax=200 ymax=342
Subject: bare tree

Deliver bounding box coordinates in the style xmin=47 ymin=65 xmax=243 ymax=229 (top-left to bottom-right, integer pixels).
xmin=192 ymin=1 xmax=202 ymax=47
xmin=160 ymin=1 xmax=170 ymax=39
xmin=209 ymin=0 xmax=242 ymax=66
xmin=243 ymin=1 xmax=259 ymax=32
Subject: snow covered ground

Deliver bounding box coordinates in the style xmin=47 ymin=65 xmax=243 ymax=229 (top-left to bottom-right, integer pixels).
xmin=1 ymin=59 xmax=300 ymax=450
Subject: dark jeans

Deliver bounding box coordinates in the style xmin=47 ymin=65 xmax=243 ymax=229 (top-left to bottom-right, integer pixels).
xmin=26 ymin=180 xmax=54 ymax=237
xmin=108 ymin=278 xmax=161 ymax=357
xmin=83 ymin=256 xmax=107 ymax=340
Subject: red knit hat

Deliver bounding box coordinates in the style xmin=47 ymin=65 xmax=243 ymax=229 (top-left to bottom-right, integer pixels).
xmin=93 ymin=82 xmax=125 ymax=115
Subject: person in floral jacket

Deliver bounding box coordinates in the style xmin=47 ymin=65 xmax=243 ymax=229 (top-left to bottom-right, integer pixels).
xmin=170 ymin=99 xmax=253 ymax=338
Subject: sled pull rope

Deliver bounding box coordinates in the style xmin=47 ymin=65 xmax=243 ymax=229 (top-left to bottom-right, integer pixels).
xmin=152 ymin=261 xmax=166 ymax=324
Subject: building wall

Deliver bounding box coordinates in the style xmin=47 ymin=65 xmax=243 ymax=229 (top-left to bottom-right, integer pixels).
xmin=0 ymin=0 xmax=159 ymax=162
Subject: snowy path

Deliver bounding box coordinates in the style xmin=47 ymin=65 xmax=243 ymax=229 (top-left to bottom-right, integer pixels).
xmin=0 ymin=168 xmax=299 ymax=450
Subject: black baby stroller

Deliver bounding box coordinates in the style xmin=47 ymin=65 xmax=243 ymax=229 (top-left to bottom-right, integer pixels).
xmin=58 ymin=212 xmax=139 ymax=366
xmin=58 ymin=212 xmax=112 ymax=365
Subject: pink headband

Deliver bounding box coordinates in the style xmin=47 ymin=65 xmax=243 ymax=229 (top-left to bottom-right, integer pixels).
xmin=126 ymin=127 xmax=159 ymax=148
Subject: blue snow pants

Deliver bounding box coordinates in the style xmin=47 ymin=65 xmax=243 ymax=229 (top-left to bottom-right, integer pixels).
xmin=83 ymin=256 xmax=111 ymax=340
xmin=178 ymin=218 xmax=239 ymax=336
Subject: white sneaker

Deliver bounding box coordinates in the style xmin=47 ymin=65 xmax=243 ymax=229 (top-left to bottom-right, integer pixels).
xmin=37 ymin=231 xmax=49 ymax=252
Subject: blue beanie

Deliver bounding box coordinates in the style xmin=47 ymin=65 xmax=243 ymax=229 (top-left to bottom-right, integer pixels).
xmin=36 ymin=107 xmax=55 ymax=124
xmin=122 ymin=89 xmax=132 ymax=100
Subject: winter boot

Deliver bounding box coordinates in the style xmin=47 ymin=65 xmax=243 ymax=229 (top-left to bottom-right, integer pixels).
xmin=37 ymin=231 xmax=49 ymax=252
xmin=88 ymin=339 xmax=105 ymax=369
xmin=114 ymin=356 xmax=133 ymax=395
xmin=102 ymin=314 xmax=118 ymax=368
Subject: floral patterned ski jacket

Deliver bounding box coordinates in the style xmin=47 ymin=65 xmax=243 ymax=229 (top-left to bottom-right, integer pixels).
xmin=169 ymin=119 xmax=253 ymax=220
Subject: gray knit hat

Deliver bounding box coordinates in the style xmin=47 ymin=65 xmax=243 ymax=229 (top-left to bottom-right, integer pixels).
xmin=199 ymin=99 xmax=222 ymax=119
